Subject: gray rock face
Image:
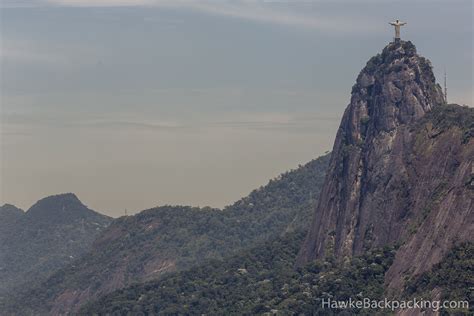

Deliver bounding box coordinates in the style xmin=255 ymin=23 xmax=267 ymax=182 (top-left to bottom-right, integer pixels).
xmin=297 ymin=41 xmax=472 ymax=292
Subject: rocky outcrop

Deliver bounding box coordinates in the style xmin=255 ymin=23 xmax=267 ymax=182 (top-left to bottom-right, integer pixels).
xmin=297 ymin=40 xmax=473 ymax=293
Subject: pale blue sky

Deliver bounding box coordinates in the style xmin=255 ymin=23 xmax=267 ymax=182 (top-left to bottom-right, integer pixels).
xmin=1 ymin=0 xmax=472 ymax=216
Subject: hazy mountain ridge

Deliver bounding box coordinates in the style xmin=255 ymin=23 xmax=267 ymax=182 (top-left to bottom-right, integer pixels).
xmin=2 ymin=154 xmax=330 ymax=314
xmin=2 ymin=40 xmax=472 ymax=316
xmin=0 ymin=193 xmax=112 ymax=297
xmin=0 ymin=204 xmax=24 ymax=237
xmin=84 ymin=41 xmax=472 ymax=315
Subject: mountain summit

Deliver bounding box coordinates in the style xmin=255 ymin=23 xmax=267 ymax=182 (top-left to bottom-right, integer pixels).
xmin=0 ymin=204 xmax=24 ymax=239
xmin=297 ymin=41 xmax=472 ymax=292
xmin=25 ymin=193 xmax=102 ymax=224
xmin=0 ymin=194 xmax=111 ymax=296
xmin=351 ymin=41 xmax=445 ymax=131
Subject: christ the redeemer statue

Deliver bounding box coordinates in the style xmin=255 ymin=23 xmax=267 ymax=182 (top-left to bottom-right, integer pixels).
xmin=389 ymin=19 xmax=407 ymax=41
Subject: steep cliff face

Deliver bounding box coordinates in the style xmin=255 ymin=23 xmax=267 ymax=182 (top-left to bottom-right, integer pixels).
xmin=297 ymin=41 xmax=473 ymax=292
xmin=384 ymin=105 xmax=473 ymax=293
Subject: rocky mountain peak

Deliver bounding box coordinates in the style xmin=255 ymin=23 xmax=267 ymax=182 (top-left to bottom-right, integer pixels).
xmin=297 ymin=42 xmax=472 ymax=294
xmin=344 ymin=41 xmax=445 ymax=148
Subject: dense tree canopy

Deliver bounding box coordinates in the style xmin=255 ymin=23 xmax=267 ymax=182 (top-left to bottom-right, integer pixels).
xmin=82 ymin=231 xmax=395 ymax=315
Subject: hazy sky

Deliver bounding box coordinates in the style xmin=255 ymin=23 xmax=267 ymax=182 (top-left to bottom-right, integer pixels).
xmin=1 ymin=0 xmax=472 ymax=216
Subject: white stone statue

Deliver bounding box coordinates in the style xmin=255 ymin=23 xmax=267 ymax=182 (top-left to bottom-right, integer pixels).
xmin=389 ymin=19 xmax=407 ymax=40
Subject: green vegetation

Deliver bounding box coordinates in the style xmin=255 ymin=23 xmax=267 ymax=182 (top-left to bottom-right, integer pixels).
xmin=0 ymin=194 xmax=111 ymax=297
xmin=420 ymin=104 xmax=474 ymax=143
xmin=102 ymin=153 xmax=329 ymax=271
xmin=82 ymin=231 xmax=395 ymax=315
xmin=2 ymin=155 xmax=330 ymax=314
xmin=404 ymin=243 xmax=473 ymax=314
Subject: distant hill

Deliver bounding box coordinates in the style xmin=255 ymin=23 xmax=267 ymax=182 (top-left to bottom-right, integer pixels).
xmin=2 ymin=154 xmax=330 ymax=314
xmin=0 ymin=193 xmax=112 ymax=297
xmin=0 ymin=204 xmax=24 ymax=238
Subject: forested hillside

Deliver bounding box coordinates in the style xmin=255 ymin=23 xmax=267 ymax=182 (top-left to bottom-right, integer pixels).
xmin=82 ymin=231 xmax=395 ymax=315
xmin=2 ymin=154 xmax=330 ymax=314
xmin=83 ymin=41 xmax=473 ymax=316
xmin=403 ymin=242 xmax=473 ymax=314
xmin=0 ymin=194 xmax=111 ymax=297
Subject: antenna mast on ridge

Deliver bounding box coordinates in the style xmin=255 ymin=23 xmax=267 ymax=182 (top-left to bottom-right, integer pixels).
xmin=444 ymin=69 xmax=448 ymax=104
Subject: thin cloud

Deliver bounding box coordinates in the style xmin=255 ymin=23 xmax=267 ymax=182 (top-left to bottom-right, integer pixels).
xmin=47 ymin=0 xmax=155 ymax=6
xmin=76 ymin=119 xmax=183 ymax=130
xmin=37 ymin=0 xmax=379 ymax=33
xmin=1 ymin=46 xmax=65 ymax=64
